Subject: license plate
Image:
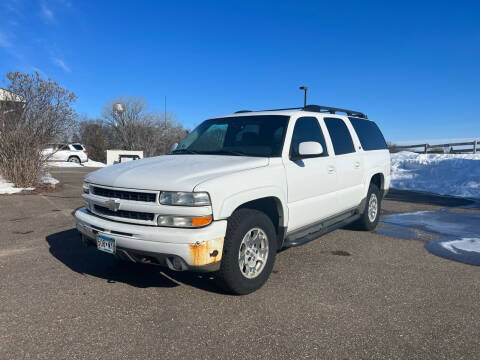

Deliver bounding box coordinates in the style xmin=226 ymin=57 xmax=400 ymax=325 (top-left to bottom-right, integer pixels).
xmin=96 ymin=234 xmax=116 ymax=254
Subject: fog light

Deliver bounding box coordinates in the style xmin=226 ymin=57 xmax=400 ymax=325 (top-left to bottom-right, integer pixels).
xmin=172 ymin=257 xmax=183 ymax=270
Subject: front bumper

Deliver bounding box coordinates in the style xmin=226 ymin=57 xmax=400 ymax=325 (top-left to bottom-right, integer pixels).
xmin=74 ymin=208 xmax=227 ymax=272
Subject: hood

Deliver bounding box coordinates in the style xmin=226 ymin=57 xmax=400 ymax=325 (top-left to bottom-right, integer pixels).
xmin=85 ymin=155 xmax=269 ymax=191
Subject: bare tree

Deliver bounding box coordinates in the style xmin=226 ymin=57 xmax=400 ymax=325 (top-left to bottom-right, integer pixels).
xmin=102 ymin=95 xmax=188 ymax=157
xmin=0 ymin=71 xmax=76 ymax=187
xmin=102 ymin=95 xmax=154 ymax=151
xmin=76 ymin=117 xmax=107 ymax=162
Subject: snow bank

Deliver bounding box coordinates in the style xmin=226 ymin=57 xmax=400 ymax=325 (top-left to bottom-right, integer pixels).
xmin=0 ymin=171 xmax=58 ymax=194
xmin=0 ymin=175 xmax=34 ymax=194
xmin=48 ymin=160 xmax=106 ymax=168
xmin=390 ymin=152 xmax=480 ymax=199
xmin=84 ymin=160 xmax=106 ymax=168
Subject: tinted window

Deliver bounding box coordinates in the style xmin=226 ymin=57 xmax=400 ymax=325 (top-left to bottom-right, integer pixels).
xmin=174 ymin=115 xmax=289 ymax=157
xmin=290 ymin=117 xmax=328 ymax=157
xmin=72 ymin=144 xmax=84 ymax=151
xmin=324 ymin=117 xmax=355 ymax=155
xmin=349 ymin=117 xmax=387 ymax=150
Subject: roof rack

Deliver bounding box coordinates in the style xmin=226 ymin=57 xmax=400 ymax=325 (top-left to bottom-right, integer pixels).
xmin=234 ymin=105 xmax=367 ymax=119
xmin=303 ymin=105 xmax=367 ymax=119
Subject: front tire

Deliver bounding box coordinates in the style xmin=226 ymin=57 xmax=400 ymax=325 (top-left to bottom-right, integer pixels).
xmin=356 ymin=183 xmax=381 ymax=231
xmin=216 ymin=209 xmax=277 ymax=295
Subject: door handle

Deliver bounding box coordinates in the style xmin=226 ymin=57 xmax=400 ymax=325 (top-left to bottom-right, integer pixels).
xmin=327 ymin=165 xmax=335 ymax=174
xmin=354 ymin=161 xmax=360 ymax=169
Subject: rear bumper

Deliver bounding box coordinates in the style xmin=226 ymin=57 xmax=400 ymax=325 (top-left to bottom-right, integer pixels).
xmin=74 ymin=208 xmax=227 ymax=272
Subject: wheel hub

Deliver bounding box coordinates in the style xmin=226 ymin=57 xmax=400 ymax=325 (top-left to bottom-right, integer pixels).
xmin=368 ymin=193 xmax=378 ymax=222
xmin=238 ymin=228 xmax=269 ymax=279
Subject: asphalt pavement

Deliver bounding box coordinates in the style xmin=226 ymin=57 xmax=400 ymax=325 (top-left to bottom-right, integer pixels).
xmin=1 ymin=167 xmax=479 ymax=359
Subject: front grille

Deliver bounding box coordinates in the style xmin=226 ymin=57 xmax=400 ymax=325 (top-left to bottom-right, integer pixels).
xmin=94 ymin=205 xmax=155 ymax=221
xmin=92 ymin=186 xmax=156 ymax=202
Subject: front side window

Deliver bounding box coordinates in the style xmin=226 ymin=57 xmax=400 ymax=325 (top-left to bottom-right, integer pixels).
xmin=324 ymin=117 xmax=355 ymax=155
xmin=348 ymin=117 xmax=387 ymax=151
xmin=290 ymin=117 xmax=328 ymax=157
xmin=173 ymin=115 xmax=289 ymax=157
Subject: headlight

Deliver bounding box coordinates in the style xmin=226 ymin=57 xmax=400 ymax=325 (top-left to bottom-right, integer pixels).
xmin=82 ymin=182 xmax=90 ymax=194
xmin=157 ymin=215 xmax=212 ymax=228
xmin=159 ymin=191 xmax=211 ymax=206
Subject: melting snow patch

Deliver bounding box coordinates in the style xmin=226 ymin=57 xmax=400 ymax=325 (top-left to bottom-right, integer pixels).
xmin=47 ymin=160 xmax=106 ymax=168
xmin=391 ymin=152 xmax=480 ymax=199
xmin=439 ymin=238 xmax=480 ymax=255
xmin=0 ymin=171 xmax=59 ymax=194
xmin=0 ymin=175 xmax=34 ymax=194
xmin=379 ymin=208 xmax=480 ymax=266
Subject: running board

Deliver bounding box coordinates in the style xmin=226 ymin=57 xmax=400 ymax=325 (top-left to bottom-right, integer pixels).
xmin=282 ymin=210 xmax=360 ymax=248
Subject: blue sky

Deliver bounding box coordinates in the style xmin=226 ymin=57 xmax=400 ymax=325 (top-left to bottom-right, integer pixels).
xmin=0 ymin=0 xmax=479 ymax=142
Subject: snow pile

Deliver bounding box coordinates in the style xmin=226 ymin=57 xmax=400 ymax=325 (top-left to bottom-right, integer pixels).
xmin=41 ymin=172 xmax=59 ymax=185
xmin=48 ymin=160 xmax=106 ymax=168
xmin=84 ymin=160 xmax=107 ymax=168
xmin=0 ymin=175 xmax=34 ymax=194
xmin=390 ymin=152 xmax=480 ymax=199
xmin=0 ymin=171 xmax=58 ymax=194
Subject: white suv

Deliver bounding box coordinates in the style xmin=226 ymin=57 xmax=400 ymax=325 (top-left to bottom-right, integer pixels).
xmin=43 ymin=143 xmax=88 ymax=164
xmin=75 ymin=105 xmax=390 ymax=294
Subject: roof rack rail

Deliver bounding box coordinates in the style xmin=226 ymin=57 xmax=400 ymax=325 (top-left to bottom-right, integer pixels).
xmin=234 ymin=105 xmax=367 ymax=119
xmin=303 ymin=105 xmax=367 ymax=119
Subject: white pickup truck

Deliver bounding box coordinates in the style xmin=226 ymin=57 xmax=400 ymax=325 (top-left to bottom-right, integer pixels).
xmin=75 ymin=105 xmax=390 ymax=294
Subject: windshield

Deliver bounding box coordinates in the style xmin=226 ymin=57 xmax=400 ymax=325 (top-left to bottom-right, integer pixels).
xmin=173 ymin=115 xmax=289 ymax=157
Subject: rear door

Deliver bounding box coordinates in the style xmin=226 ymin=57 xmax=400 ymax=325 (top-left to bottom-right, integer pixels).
xmin=284 ymin=116 xmax=338 ymax=231
xmin=323 ymin=117 xmax=364 ymax=211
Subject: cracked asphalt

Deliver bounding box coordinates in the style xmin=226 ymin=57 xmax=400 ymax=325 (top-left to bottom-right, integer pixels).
xmin=1 ymin=167 xmax=479 ymax=359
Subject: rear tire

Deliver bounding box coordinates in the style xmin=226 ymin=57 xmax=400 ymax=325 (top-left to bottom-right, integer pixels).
xmin=68 ymin=156 xmax=81 ymax=164
xmin=355 ymin=183 xmax=381 ymax=231
xmin=216 ymin=209 xmax=277 ymax=295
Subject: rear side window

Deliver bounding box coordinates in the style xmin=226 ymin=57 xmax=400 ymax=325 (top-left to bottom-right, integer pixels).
xmin=324 ymin=118 xmax=355 ymax=155
xmin=348 ymin=117 xmax=387 ymax=151
xmin=72 ymin=144 xmax=84 ymax=151
xmin=290 ymin=117 xmax=328 ymax=157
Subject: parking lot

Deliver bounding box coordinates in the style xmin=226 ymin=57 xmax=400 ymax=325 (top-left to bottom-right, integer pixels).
xmin=1 ymin=167 xmax=479 ymax=359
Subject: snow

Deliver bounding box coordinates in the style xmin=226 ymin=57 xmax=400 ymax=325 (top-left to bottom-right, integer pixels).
xmin=390 ymin=151 xmax=480 ymax=199
xmin=41 ymin=172 xmax=59 ymax=185
xmin=0 ymin=171 xmax=58 ymax=194
xmin=440 ymin=238 xmax=480 ymax=255
xmin=0 ymin=175 xmax=34 ymax=194
xmin=47 ymin=160 xmax=106 ymax=168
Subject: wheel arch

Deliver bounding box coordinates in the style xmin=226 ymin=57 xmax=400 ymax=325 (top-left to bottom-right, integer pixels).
xmin=219 ymin=190 xmax=288 ymax=250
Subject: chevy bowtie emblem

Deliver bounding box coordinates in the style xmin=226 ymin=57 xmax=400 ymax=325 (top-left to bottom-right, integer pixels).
xmin=105 ymin=199 xmax=120 ymax=212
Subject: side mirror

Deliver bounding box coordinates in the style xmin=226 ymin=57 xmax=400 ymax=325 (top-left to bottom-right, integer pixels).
xmin=298 ymin=141 xmax=323 ymax=157
xmin=170 ymin=142 xmax=178 ymax=153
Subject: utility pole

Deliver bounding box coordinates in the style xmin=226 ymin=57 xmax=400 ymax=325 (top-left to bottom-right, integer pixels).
xmin=164 ymin=96 xmax=167 ymax=128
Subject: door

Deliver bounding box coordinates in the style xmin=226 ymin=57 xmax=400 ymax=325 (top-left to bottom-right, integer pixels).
xmin=51 ymin=144 xmax=69 ymax=161
xmin=284 ymin=116 xmax=338 ymax=231
xmin=324 ymin=117 xmax=364 ymax=211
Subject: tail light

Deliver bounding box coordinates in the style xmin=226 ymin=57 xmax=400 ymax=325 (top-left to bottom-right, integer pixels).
xmin=83 ymin=150 xmax=88 ymax=154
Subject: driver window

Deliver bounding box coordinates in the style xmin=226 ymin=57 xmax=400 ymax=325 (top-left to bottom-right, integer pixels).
xmin=290 ymin=117 xmax=328 ymax=157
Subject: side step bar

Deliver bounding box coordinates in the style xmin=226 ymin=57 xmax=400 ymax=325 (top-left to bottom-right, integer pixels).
xmin=282 ymin=209 xmax=360 ymax=248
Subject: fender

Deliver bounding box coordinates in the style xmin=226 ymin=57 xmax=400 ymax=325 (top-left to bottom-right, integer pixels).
xmin=362 ymin=168 xmax=385 ymax=198
xmin=217 ymin=186 xmax=288 ymax=227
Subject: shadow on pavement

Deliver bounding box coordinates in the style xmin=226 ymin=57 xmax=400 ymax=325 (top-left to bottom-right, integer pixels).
xmin=46 ymin=228 xmax=228 ymax=294
xmin=386 ymin=189 xmax=477 ymax=208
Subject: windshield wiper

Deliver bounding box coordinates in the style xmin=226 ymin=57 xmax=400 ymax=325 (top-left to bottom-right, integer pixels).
xmin=171 ymin=149 xmax=199 ymax=154
xmin=215 ymin=150 xmax=250 ymax=156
